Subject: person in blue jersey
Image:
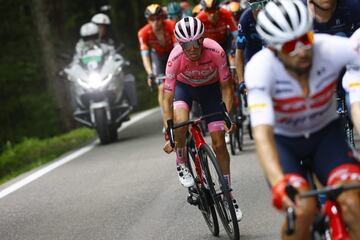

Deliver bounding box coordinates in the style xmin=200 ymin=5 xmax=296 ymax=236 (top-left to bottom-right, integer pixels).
xmin=305 ymin=0 xmax=360 ymax=37
xmin=305 ymin=0 xmax=360 ymax=136
xmin=234 ymin=0 xmax=268 ymax=85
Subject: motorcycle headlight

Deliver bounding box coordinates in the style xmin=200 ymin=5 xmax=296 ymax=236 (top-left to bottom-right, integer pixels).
xmin=88 ymin=73 xmax=102 ymax=89
xmin=76 ymin=73 xmax=113 ymax=90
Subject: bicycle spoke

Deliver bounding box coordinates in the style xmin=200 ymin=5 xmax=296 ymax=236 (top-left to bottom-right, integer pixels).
xmin=200 ymin=145 xmax=240 ymax=240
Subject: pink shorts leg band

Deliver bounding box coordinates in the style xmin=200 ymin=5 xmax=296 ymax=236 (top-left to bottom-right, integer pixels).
xmin=208 ymin=121 xmax=225 ymax=133
xmin=173 ymin=101 xmax=190 ymax=111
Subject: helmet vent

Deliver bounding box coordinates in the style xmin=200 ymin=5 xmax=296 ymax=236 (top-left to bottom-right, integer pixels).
xmin=264 ymin=8 xmax=283 ymax=32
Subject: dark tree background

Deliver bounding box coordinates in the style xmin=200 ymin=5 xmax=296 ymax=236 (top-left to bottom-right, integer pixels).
xmin=0 ymin=0 xmax=197 ymax=150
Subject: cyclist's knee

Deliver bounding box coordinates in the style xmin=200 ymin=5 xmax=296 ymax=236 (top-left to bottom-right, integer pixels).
xmin=211 ymin=136 xmax=227 ymax=156
xmin=337 ymin=184 xmax=360 ymax=224
xmin=296 ymin=197 xmax=318 ymax=221
xmin=283 ymin=198 xmax=317 ymax=240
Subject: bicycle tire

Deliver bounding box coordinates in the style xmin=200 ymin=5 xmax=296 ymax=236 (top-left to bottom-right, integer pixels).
xmin=199 ymin=144 xmax=240 ymax=240
xmin=237 ymin=91 xmax=245 ymax=151
xmin=186 ymin=136 xmax=219 ymax=236
xmin=345 ymin=118 xmax=355 ymax=147
xmin=230 ymin=133 xmax=236 ymax=155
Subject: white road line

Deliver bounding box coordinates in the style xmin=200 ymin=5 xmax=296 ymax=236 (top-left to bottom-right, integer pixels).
xmin=0 ymin=107 xmax=159 ymax=199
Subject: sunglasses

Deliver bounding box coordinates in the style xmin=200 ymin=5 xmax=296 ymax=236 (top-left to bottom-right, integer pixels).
xmin=180 ymin=39 xmax=203 ymax=50
xmin=281 ymin=32 xmax=314 ymax=56
xmin=249 ymin=0 xmax=268 ymax=10
xmin=148 ymin=15 xmax=162 ymax=21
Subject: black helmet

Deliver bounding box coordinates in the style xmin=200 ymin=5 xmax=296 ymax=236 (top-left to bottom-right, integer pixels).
xmin=200 ymin=0 xmax=221 ymax=10
xmin=144 ymin=4 xmax=163 ymax=18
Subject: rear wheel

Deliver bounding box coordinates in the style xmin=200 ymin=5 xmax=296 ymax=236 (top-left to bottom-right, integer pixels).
xmin=236 ymin=93 xmax=244 ymax=152
xmin=186 ymin=136 xmax=219 ymax=236
xmin=199 ymin=144 xmax=240 ymax=240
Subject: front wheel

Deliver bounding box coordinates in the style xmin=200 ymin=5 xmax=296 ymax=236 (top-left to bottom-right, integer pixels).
xmin=199 ymin=144 xmax=240 ymax=240
xmin=94 ymin=108 xmax=112 ymax=144
xmin=186 ymin=135 xmax=219 ymax=236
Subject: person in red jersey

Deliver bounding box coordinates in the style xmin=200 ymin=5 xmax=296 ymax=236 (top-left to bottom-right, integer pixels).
xmin=138 ymin=4 xmax=176 ymax=109
xmin=196 ymin=0 xmax=238 ymax=53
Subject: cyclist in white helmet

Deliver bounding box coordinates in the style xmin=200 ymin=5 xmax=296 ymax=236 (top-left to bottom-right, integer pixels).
xmin=245 ymin=0 xmax=360 ymax=239
xmin=162 ymin=16 xmax=243 ymax=221
xmin=91 ymin=13 xmax=115 ymax=46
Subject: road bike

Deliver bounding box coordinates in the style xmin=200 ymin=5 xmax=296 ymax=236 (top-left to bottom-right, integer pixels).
xmin=167 ymin=102 xmax=240 ymax=240
xmin=228 ymin=66 xmax=253 ymax=155
xmin=336 ymin=94 xmax=354 ymax=147
xmin=285 ymin=181 xmax=360 ymax=239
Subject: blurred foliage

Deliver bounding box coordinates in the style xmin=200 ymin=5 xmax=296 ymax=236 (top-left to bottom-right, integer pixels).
xmin=0 ymin=128 xmax=96 ymax=184
xmin=0 ymin=0 xmax=199 ymax=151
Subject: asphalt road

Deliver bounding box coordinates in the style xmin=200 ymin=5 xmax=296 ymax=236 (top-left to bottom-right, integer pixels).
xmin=0 ymin=109 xmax=282 ymax=240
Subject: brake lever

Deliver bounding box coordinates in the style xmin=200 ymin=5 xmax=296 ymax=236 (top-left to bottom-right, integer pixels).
xmin=167 ymin=119 xmax=175 ymax=148
xmin=285 ymin=184 xmax=298 ymax=236
xmin=220 ymin=102 xmax=232 ymax=129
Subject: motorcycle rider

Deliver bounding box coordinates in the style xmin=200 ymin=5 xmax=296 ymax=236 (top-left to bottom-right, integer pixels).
xmin=73 ymin=22 xmax=100 ymax=63
xmin=137 ymin=4 xmax=176 ymax=109
xmin=91 ymin=13 xmax=115 ymax=46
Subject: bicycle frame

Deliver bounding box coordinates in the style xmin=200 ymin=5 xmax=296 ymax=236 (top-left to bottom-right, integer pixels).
xmin=324 ymin=200 xmax=349 ymax=239
xmin=286 ymin=183 xmax=360 ymax=240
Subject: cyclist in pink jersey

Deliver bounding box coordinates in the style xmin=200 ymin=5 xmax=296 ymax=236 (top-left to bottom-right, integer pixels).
xmin=162 ymin=17 xmax=243 ymax=221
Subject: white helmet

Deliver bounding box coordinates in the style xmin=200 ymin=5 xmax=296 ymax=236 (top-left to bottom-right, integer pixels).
xmin=91 ymin=13 xmax=111 ymax=25
xmin=80 ymin=22 xmax=99 ymax=37
xmin=256 ymin=0 xmax=313 ymax=49
xmin=174 ymin=17 xmax=204 ymax=43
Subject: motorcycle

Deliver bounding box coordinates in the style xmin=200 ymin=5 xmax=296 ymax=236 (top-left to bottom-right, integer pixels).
xmin=62 ymin=43 xmax=137 ymax=144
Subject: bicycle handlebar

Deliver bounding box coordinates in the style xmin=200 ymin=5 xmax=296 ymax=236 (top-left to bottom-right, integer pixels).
xmin=285 ymin=183 xmax=360 ymax=236
xmin=166 ymin=102 xmax=233 ymax=148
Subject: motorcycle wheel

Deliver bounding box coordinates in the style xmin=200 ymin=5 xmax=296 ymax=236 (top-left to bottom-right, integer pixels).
xmin=94 ymin=108 xmax=112 ymax=144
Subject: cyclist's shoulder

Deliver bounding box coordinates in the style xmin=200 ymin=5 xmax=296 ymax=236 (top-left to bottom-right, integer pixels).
xmin=168 ymin=44 xmax=183 ymax=61
xmin=164 ymin=19 xmax=176 ymax=29
xmin=203 ymin=38 xmax=226 ymax=55
xmin=351 ymin=28 xmax=360 ymax=42
xmin=196 ymin=11 xmax=207 ymax=21
xmin=337 ymin=0 xmax=360 ymax=11
xmin=138 ymin=24 xmax=151 ymax=36
xmin=246 ymin=48 xmax=277 ymax=73
xmin=218 ymin=7 xmax=232 ymax=18
xmin=314 ymin=33 xmax=353 ymax=50
xmin=239 ymin=8 xmax=254 ymax=25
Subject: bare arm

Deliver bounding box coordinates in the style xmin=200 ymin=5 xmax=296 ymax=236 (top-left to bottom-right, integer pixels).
xmin=351 ymin=101 xmax=360 ymax=135
xmin=220 ymin=79 xmax=233 ymax=113
xmin=253 ymin=125 xmax=284 ymax=186
xmin=235 ymin=48 xmax=245 ymax=83
xmin=141 ymin=54 xmax=153 ymax=75
xmin=162 ymin=91 xmax=174 ymax=128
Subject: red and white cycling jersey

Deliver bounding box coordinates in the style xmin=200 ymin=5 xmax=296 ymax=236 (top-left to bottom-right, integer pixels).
xmin=245 ymin=34 xmax=360 ymax=137
xmin=343 ymin=28 xmax=360 ymax=104
xmin=164 ymin=38 xmax=231 ymax=93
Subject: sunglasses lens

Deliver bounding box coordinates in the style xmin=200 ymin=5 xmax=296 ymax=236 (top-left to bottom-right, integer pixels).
xmin=181 ymin=40 xmax=202 ymax=49
xmin=148 ymin=16 xmax=161 ymax=21
xmin=250 ymin=1 xmax=264 ymax=10
xmin=281 ymin=32 xmax=314 ymax=55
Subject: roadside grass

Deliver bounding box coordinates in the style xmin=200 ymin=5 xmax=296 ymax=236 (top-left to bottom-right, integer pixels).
xmin=0 ymin=128 xmax=96 ymax=185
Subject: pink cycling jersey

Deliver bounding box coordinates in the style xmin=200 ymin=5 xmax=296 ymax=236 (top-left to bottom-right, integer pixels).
xmin=164 ymin=38 xmax=231 ymax=93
